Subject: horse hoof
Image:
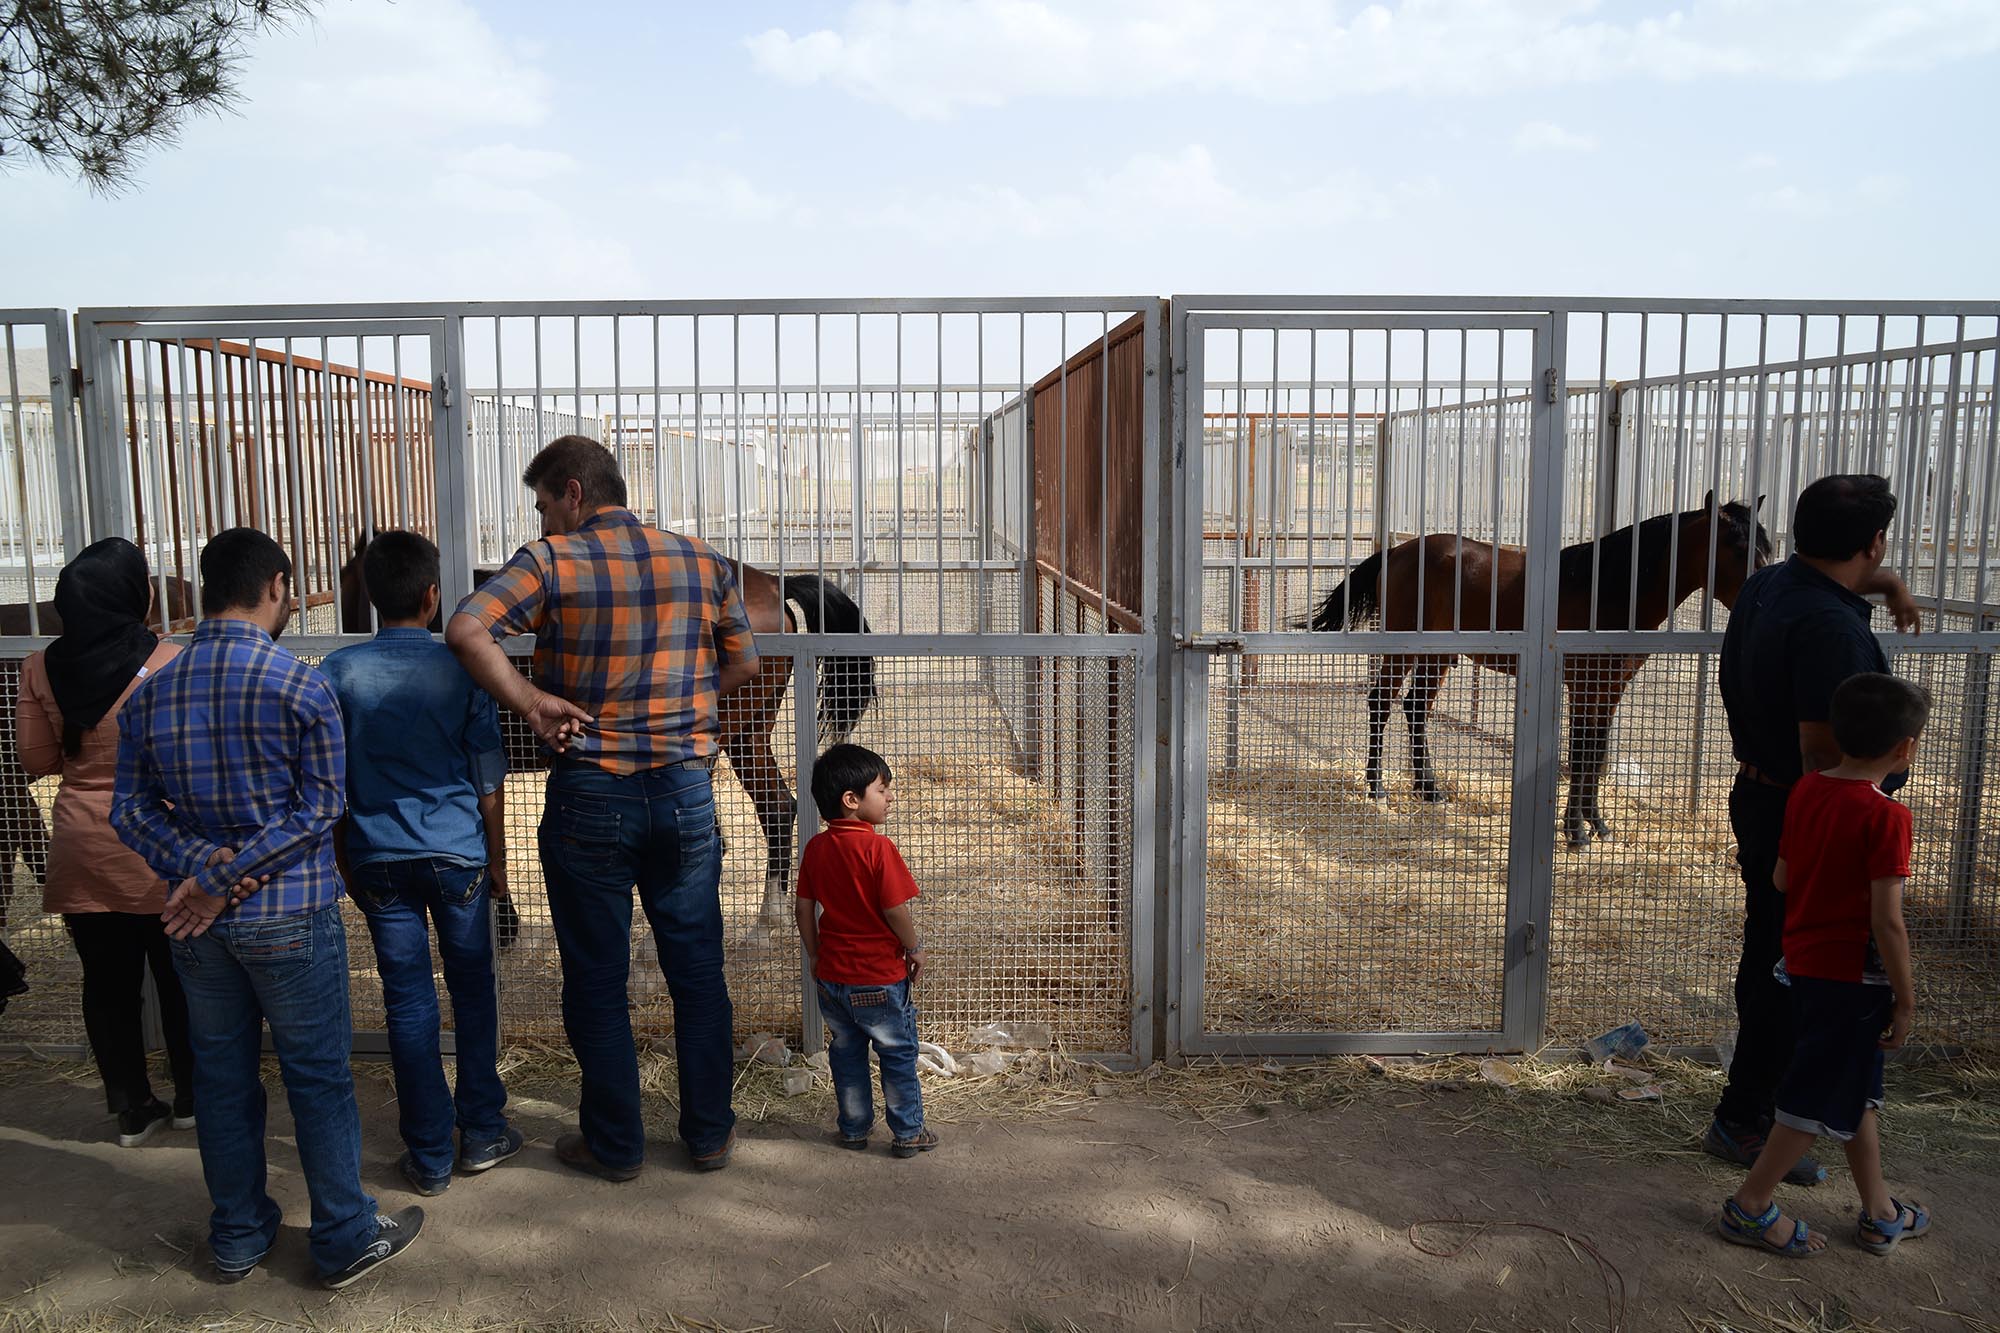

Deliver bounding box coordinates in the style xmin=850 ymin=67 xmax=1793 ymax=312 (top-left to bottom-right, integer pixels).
xmin=1417 ymin=784 xmax=1447 ymax=805
xmin=1563 ymin=823 xmax=1593 ymax=850
xmin=1590 ymin=820 xmax=1613 ymax=841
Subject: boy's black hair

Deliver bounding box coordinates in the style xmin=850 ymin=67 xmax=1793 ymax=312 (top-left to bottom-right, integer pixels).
xmin=1793 ymin=474 xmax=1897 ymax=562
xmin=199 ymin=527 xmax=292 ymax=616
xmin=812 ymin=742 xmax=892 ymax=822
xmin=361 ymin=529 xmax=441 ymax=622
xmin=1831 ymin=672 xmax=1930 ymax=761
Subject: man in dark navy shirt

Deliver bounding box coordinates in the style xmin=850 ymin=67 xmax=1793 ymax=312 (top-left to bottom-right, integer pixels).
xmin=1709 ymin=474 xmax=1916 ymax=1183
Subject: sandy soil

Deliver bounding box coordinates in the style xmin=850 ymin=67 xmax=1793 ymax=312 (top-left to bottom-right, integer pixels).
xmin=2 ymin=1056 xmax=1995 ymax=1333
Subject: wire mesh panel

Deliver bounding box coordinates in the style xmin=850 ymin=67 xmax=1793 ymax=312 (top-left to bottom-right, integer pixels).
xmin=0 ymin=657 xmax=79 ymax=1051
xmin=1176 ymin=307 xmax=1560 ymax=1054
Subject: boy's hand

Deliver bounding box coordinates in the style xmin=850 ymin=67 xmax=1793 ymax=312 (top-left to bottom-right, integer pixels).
xmin=904 ymin=945 xmax=926 ymax=985
xmin=1880 ymin=1002 xmax=1914 ymax=1051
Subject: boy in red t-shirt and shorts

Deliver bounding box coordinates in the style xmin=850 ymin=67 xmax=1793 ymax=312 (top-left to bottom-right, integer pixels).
xmin=1719 ymin=672 xmax=1932 ymax=1258
xmin=795 ymin=744 xmax=938 ymax=1158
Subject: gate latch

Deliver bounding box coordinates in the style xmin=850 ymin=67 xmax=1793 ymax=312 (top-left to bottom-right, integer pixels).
xmin=1188 ymin=635 xmax=1246 ymax=653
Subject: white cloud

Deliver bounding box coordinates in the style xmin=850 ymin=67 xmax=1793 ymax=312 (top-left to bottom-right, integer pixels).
xmin=654 ymin=164 xmax=804 ymax=225
xmin=1513 ymin=120 xmax=1597 ymax=152
xmin=860 ymin=143 xmax=1426 ymax=243
xmin=747 ymin=0 xmax=2000 ymax=117
xmin=244 ymin=0 xmax=551 ymax=141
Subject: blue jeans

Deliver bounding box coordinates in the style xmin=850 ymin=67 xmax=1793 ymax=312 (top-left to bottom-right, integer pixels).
xmin=170 ymin=905 xmax=377 ymax=1277
xmin=817 ymin=979 xmax=924 ymax=1141
xmin=349 ymin=857 xmax=510 ymax=1179
xmin=539 ymin=763 xmax=734 ymax=1168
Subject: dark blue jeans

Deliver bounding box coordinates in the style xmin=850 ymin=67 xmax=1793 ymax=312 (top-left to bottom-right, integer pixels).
xmin=817 ymin=978 xmax=925 ymax=1141
xmin=349 ymin=857 xmax=509 ymax=1179
xmin=170 ymin=904 xmax=377 ymax=1277
xmin=539 ymin=763 xmax=734 ymax=1168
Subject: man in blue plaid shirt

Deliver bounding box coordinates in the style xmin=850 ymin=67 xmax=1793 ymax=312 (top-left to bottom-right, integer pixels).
xmin=112 ymin=528 xmax=425 ymax=1290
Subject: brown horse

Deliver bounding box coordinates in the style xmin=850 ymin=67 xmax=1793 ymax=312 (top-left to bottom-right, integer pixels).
xmin=0 ymin=576 xmax=199 ymax=928
xmin=337 ymin=537 xmax=875 ymax=940
xmin=1306 ymin=495 xmax=1771 ymax=848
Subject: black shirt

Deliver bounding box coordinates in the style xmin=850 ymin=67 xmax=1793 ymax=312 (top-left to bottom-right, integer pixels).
xmin=1719 ymin=556 xmax=1888 ymax=787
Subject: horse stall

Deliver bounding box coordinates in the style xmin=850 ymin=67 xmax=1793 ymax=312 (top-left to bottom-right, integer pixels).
xmin=0 ymin=301 xmax=1161 ymax=1065
xmin=1171 ymin=299 xmax=1999 ymax=1056
xmin=1 ymin=296 xmax=1994 ymax=1067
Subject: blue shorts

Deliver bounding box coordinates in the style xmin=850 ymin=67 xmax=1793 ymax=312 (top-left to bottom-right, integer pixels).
xmin=1773 ymin=975 xmax=1892 ymax=1142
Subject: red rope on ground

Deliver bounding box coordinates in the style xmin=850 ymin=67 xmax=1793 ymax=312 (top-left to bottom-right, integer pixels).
xmin=1408 ymin=1216 xmax=1627 ymax=1333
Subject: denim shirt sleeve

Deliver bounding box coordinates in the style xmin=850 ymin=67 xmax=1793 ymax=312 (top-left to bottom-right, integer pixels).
xmin=467 ymin=686 xmax=506 ymax=796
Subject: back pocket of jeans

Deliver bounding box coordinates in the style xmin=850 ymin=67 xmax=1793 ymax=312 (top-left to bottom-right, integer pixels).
xmin=674 ymin=799 xmax=719 ymax=855
xmin=234 ymin=917 xmax=315 ymax=966
xmin=554 ymin=799 xmax=622 ymax=869
xmin=434 ymin=862 xmax=488 ymax=907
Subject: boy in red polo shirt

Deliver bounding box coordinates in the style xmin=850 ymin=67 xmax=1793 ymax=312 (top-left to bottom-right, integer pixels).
xmin=795 ymin=744 xmax=938 ymax=1158
xmin=1718 ymin=672 xmax=1932 ymax=1259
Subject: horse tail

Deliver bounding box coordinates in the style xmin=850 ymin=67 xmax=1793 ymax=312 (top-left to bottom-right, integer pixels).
xmin=782 ymin=574 xmax=876 ymax=745
xmin=1298 ymin=551 xmax=1383 ymax=631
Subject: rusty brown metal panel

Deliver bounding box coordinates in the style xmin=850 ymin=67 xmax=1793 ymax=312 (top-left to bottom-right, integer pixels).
xmin=1031 ymin=313 xmax=1146 ymax=629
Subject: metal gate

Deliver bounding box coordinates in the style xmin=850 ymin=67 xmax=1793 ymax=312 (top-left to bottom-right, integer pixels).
xmin=1169 ymin=303 xmax=1564 ymax=1055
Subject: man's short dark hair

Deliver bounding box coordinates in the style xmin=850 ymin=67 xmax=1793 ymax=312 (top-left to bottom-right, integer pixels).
xmin=812 ymin=742 xmax=892 ymax=822
xmin=362 ymin=530 xmax=441 ymax=622
xmin=523 ymin=435 xmax=627 ymax=509
xmin=1793 ymin=474 xmax=1897 ymax=561
xmin=1831 ymin=672 xmax=1930 ymax=760
xmin=200 ymin=527 xmax=292 ymax=616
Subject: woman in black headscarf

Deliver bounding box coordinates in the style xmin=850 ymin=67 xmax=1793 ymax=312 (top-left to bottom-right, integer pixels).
xmin=15 ymin=538 xmax=193 ymax=1146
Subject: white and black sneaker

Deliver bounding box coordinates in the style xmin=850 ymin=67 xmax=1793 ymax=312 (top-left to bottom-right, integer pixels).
xmin=320 ymin=1206 xmax=425 ymax=1290
xmin=116 ymin=1100 xmax=172 ymax=1147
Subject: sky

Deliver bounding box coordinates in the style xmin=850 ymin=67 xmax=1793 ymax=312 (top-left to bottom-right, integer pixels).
xmin=5 ymin=0 xmax=2000 ymax=306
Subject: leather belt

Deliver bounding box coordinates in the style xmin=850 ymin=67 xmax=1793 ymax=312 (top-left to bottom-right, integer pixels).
xmin=1738 ymin=762 xmax=1792 ymax=790
xmin=674 ymin=755 xmax=717 ymax=772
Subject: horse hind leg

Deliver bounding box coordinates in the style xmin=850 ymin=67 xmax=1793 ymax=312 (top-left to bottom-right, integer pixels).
xmin=1364 ymin=655 xmax=1413 ymax=802
xmin=721 ymin=726 xmax=796 ymax=947
xmin=1403 ymin=654 xmax=1454 ymax=804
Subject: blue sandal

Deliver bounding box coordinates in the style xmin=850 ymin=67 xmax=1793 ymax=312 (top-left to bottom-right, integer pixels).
xmin=1857 ymin=1198 xmax=1931 ymax=1256
xmin=1719 ymin=1198 xmax=1819 ymax=1257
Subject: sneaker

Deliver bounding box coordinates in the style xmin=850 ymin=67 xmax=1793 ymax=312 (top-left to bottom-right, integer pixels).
xmin=320 ymin=1206 xmax=425 ymax=1290
xmin=116 ymin=1100 xmax=172 ymax=1148
xmin=171 ymin=1093 xmax=196 ymax=1131
xmin=1702 ymin=1118 xmax=1826 ymax=1185
xmin=459 ymin=1125 xmax=525 ymax=1174
xmin=890 ymin=1128 xmax=940 ymax=1159
xmin=397 ymin=1151 xmax=452 ymax=1197
xmin=689 ymin=1129 xmax=736 ymax=1173
xmin=555 ymin=1131 xmax=641 ymax=1183
xmin=212 ymin=1247 xmax=268 ymax=1285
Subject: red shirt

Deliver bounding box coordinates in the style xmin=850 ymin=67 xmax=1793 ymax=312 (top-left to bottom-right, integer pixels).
xmin=1778 ymin=771 xmax=1912 ymax=984
xmin=797 ymin=820 xmax=920 ymax=984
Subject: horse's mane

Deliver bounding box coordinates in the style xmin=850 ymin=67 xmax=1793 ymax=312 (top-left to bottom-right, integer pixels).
xmin=1557 ymin=502 xmax=1763 ymax=624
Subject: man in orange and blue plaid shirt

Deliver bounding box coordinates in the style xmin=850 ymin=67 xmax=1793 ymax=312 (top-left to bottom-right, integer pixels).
xmin=448 ymin=436 xmax=759 ymax=1183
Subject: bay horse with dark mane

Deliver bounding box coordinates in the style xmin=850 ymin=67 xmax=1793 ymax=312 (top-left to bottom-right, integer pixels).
xmin=339 ymin=537 xmax=874 ymax=940
xmin=1305 ymin=494 xmax=1771 ymax=848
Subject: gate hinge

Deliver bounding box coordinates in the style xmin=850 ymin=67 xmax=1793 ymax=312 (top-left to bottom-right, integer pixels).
xmin=437 ymin=371 xmax=452 ymax=409
xmin=1542 ymin=368 xmax=1558 ymax=405
xmin=1521 ymin=921 xmax=1539 ymax=955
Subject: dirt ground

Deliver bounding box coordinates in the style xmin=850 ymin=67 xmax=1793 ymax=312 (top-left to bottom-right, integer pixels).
xmin=2 ymin=1053 xmax=1996 ymax=1333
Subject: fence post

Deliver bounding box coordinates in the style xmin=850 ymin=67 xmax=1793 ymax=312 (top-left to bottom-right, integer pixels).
xmin=1947 ymin=633 xmax=1995 ymax=942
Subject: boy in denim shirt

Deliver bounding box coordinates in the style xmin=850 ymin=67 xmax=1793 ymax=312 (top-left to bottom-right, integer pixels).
xmin=796 ymin=743 xmax=937 ymax=1157
xmin=323 ymin=531 xmax=521 ymax=1194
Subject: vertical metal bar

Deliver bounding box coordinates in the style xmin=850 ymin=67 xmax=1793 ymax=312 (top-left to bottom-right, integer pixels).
xmin=1971 ymin=346 xmax=2000 ymax=616
xmin=1102 ymin=311 xmax=1112 ymax=626
xmin=282 ymin=340 xmax=308 ymax=629
xmin=854 ymin=317 xmax=868 ymax=618
xmin=793 ymin=647 xmax=823 ymax=1051
xmin=1266 ymin=326 xmax=1280 ymax=636
xmin=1306 ymin=328 xmax=1319 ymax=627
xmin=1700 ymin=317 xmax=1732 ymax=632
xmin=1414 ymin=330 xmax=1429 ymax=631
xmin=391 ymin=337 xmax=412 ymax=529
xmin=1932 ymin=317 xmax=1968 ymax=623
xmin=1232 ymin=328 xmax=1245 ymax=636
xmin=1627 ymin=316 xmax=1650 ymax=628
xmin=3 ymin=327 xmax=42 ymax=635
xmin=1504 ymin=315 xmax=1566 ymax=1049
xmin=354 ymin=338 xmax=378 ymax=633
xmin=692 ymin=317 xmax=707 ymax=541
xmin=1057 ymin=312 xmax=1069 ymax=633
xmin=1017 ymin=313 xmax=1032 ymax=651
xmin=895 ymin=314 xmax=905 ymax=633
xmin=733 ymin=314 xmax=746 ymax=592
xmin=939 ymin=312 xmax=948 ymax=632
xmin=318 ymin=358 xmax=341 ymax=621
xmin=1663 ymin=316 xmax=1691 ymax=628
xmin=138 ymin=337 xmax=171 ymax=633
xmin=175 ymin=340 xmax=199 ymax=624
xmin=1455 ymin=327 xmax=1468 ymax=632
xmin=651 ymin=316 xmax=665 ymax=533
xmin=1587 ymin=314 xmax=1609 ymax=630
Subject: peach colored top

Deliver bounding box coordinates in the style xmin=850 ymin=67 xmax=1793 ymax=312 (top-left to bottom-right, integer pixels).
xmin=16 ymin=642 xmax=181 ymax=915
